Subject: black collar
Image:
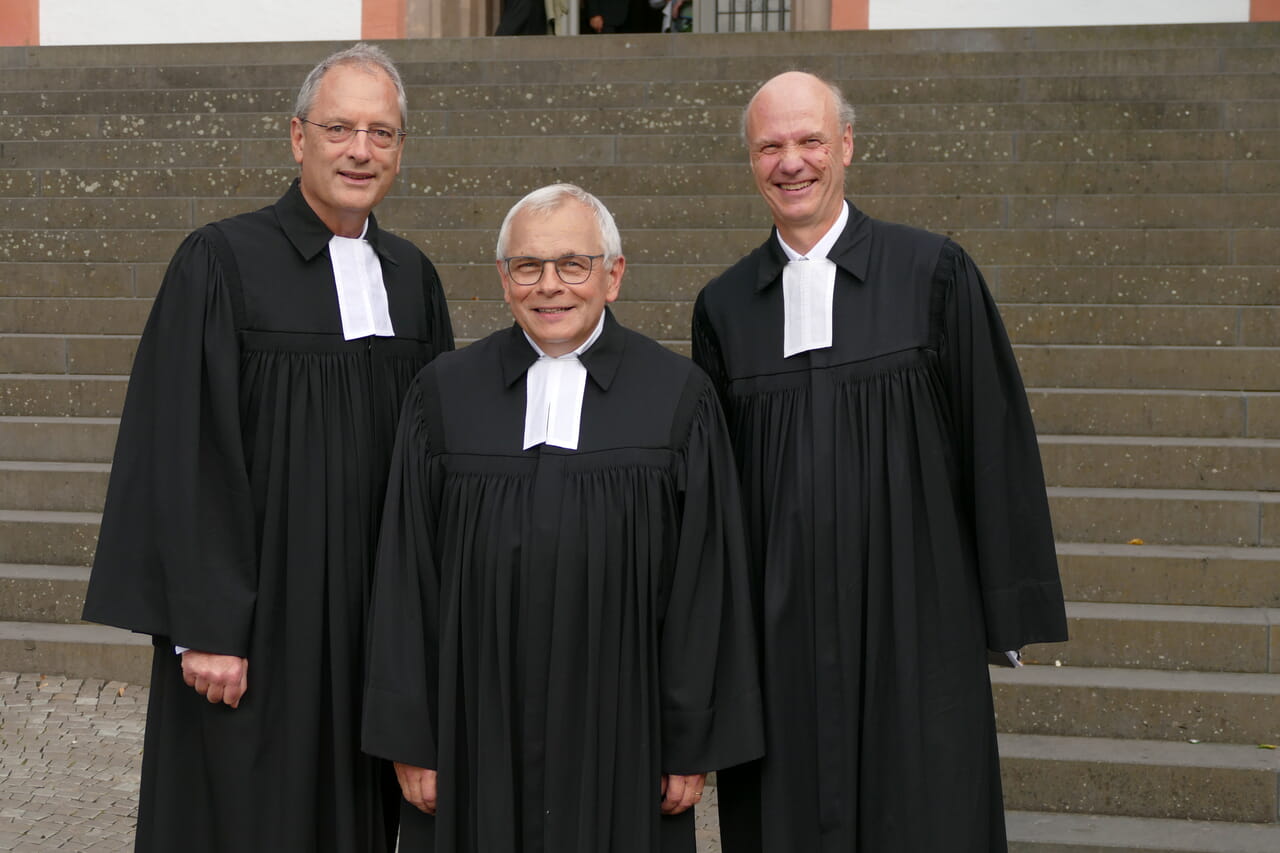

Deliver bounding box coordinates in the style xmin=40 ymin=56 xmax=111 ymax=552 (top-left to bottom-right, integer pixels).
xmin=753 ymin=200 xmax=871 ymax=292
xmin=498 ymin=308 xmax=625 ymax=392
xmin=273 ymin=178 xmax=399 ymax=267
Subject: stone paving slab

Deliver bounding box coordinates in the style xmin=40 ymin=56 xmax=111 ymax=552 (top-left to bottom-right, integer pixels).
xmin=0 ymin=671 xmax=724 ymax=852
xmin=0 ymin=671 xmax=143 ymax=851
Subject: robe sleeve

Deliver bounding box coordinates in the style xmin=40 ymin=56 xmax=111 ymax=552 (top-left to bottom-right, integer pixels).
xmin=936 ymin=241 xmax=1068 ymax=651
xmin=81 ymin=230 xmax=258 ymax=656
xmin=422 ymin=254 xmax=455 ymax=358
xmin=658 ymin=374 xmax=764 ymax=775
xmin=362 ymin=374 xmax=440 ymax=770
xmin=690 ymin=289 xmax=730 ymax=409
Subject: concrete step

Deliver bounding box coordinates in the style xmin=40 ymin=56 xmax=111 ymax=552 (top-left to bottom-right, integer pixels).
xmin=992 ymin=664 xmax=1280 ymax=744
xmin=1006 ymin=810 xmax=1280 ymax=853
xmin=0 ymin=416 xmax=118 ymax=462
xmin=0 ymin=461 xmax=110 ymax=512
xmin=0 ymin=563 xmax=91 ymax=624
xmin=0 ymin=375 xmax=127 ymax=417
xmin=998 ymin=265 xmax=1280 ymax=306
xmin=6 ymin=70 xmax=1278 ymax=118
xmin=1039 ymin=436 xmax=1280 ymax=492
xmin=997 ymin=732 xmax=1280 ymax=823
xmin=1019 ymin=346 xmax=1280 ymax=392
xmin=0 ymin=508 xmax=100 ymax=566
xmin=8 ymin=222 xmax=1271 ymax=269
xmin=0 ymin=262 xmax=141 ymax=299
xmin=7 ymin=128 xmax=1277 ymax=171
xmin=1032 ymin=602 xmax=1280 ymax=673
xmin=1047 ymin=486 xmax=1280 ymax=548
xmin=9 ymin=99 xmax=1277 ymax=148
xmin=0 ymin=334 xmax=137 ymax=375
xmin=1057 ymin=542 xmax=1280 ymax=608
xmin=1027 ymin=389 xmax=1280 ymax=439
xmin=13 ymin=159 xmax=1275 ymax=202
xmin=1002 ymin=305 xmax=1279 ymax=347
xmin=7 ymin=23 xmax=1277 ymax=71
xmin=0 ymin=620 xmax=150 ymax=686
xmin=4 ymin=44 xmax=1277 ymax=94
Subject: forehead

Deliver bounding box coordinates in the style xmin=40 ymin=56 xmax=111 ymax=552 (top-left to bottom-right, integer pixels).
xmin=747 ymin=82 xmax=837 ymax=142
xmin=311 ymin=64 xmax=399 ymax=120
xmin=508 ymin=202 xmax=602 ymax=253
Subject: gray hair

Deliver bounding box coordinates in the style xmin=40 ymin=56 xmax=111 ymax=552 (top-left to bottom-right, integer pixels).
xmin=294 ymin=42 xmax=408 ymax=129
xmin=740 ymin=72 xmax=856 ymax=146
xmin=496 ymin=183 xmax=623 ymax=269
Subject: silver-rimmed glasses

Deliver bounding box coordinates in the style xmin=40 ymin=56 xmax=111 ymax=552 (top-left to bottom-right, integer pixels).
xmin=299 ymin=118 xmax=406 ymax=149
xmin=501 ymin=254 xmax=606 ymax=286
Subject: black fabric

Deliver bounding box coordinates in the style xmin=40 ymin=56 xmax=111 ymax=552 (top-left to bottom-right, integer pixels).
xmin=692 ymin=202 xmax=1067 ymax=853
xmin=82 ymin=178 xmax=454 ymax=853
xmin=362 ymin=312 xmax=763 ymax=853
xmin=495 ymin=0 xmax=547 ymax=35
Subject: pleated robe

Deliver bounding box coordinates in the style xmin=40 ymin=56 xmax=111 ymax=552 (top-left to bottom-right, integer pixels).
xmin=692 ymin=203 xmax=1068 ymax=853
xmin=362 ymin=313 xmax=764 ymax=853
xmin=82 ymin=179 xmax=454 ymax=852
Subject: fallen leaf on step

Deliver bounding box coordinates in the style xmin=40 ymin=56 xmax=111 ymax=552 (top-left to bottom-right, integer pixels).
xmin=1259 ymin=744 xmax=1277 ymax=750
xmin=1127 ymin=538 xmax=1144 ymax=545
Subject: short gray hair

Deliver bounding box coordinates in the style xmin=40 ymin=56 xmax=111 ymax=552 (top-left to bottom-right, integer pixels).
xmin=740 ymin=72 xmax=856 ymax=146
xmin=294 ymin=43 xmax=408 ymax=129
xmin=496 ymin=183 xmax=623 ymax=269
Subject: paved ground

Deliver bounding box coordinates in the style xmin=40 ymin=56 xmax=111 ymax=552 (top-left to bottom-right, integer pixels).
xmin=0 ymin=670 xmax=722 ymax=852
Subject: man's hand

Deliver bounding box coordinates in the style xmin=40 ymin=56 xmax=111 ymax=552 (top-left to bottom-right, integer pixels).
xmin=660 ymin=772 xmax=706 ymax=815
xmin=180 ymin=651 xmax=249 ymax=708
xmin=395 ymin=763 xmax=438 ymax=814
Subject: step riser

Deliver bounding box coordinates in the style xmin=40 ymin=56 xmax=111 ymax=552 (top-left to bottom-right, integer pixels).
xmin=0 ymin=378 xmax=126 ymax=418
xmin=1000 ymin=756 xmax=1279 ymax=824
xmin=1040 ymin=443 xmax=1280 ymax=492
xmin=1028 ymin=391 xmax=1279 ymax=439
xmin=0 ymin=635 xmax=150 ymax=686
xmin=1025 ymin=616 xmax=1278 ymax=674
xmin=994 ymin=681 xmax=1280 ymax=744
xmin=0 ymin=469 xmax=109 ymax=513
xmin=1049 ymin=493 xmax=1278 ymax=548
xmin=1059 ymin=550 xmax=1280 ymax=608
xmin=0 ymin=575 xmax=90 ymax=624
xmin=0 ymin=519 xmax=98 ymax=566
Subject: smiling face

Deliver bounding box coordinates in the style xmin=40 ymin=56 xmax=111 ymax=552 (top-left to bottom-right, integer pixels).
xmin=745 ymin=72 xmax=853 ymax=253
xmin=499 ymin=200 xmax=623 ymax=358
xmin=290 ymin=63 xmax=404 ymax=237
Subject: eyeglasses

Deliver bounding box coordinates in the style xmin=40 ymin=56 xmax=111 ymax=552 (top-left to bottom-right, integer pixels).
xmin=502 ymin=254 xmax=605 ymax=286
xmin=300 ymin=118 xmax=406 ymax=149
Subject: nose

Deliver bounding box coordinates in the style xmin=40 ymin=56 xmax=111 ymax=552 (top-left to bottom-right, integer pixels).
xmin=777 ymin=142 xmax=804 ymax=173
xmin=534 ymin=261 xmax=565 ymax=292
xmin=344 ymin=129 xmax=374 ymax=160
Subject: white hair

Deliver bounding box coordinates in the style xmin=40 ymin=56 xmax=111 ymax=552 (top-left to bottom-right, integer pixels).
xmin=496 ymin=183 xmax=623 ymax=268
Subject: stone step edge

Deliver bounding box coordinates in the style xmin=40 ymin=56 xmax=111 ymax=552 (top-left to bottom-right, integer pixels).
xmin=1005 ymin=809 xmax=1280 ymax=852
xmin=1056 ymin=541 xmax=1280 ymax=561
xmin=998 ymin=731 xmax=1280 ymax=772
xmin=991 ymin=662 xmax=1280 ymax=697
xmin=1063 ymin=600 xmax=1280 ymax=627
xmin=0 ymin=619 xmax=149 ymax=646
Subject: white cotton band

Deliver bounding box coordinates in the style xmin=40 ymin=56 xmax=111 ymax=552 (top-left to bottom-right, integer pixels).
xmin=782 ymin=258 xmax=837 ymax=358
xmin=329 ymin=225 xmax=395 ymax=341
xmin=521 ymin=312 xmax=606 ymax=451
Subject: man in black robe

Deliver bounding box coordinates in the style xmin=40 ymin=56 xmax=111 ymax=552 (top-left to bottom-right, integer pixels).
xmin=692 ymin=71 xmax=1069 ymax=852
xmin=81 ymin=44 xmax=453 ymax=852
xmin=362 ymin=183 xmax=763 ymax=853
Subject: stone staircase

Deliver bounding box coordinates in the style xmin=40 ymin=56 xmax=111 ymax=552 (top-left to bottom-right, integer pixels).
xmin=1 ymin=23 xmax=1278 ymax=850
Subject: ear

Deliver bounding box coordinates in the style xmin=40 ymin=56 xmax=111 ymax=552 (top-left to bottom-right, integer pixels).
xmin=498 ymin=259 xmax=514 ymax=305
xmin=841 ymin=123 xmax=854 ymax=167
xmin=290 ymin=117 xmax=305 ymax=165
xmin=604 ymin=255 xmax=625 ymax=304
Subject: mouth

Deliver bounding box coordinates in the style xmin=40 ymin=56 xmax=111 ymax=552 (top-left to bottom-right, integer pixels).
xmin=339 ymin=170 xmax=375 ymax=184
xmin=534 ymin=307 xmax=572 ymax=315
xmin=778 ymin=180 xmax=816 ymax=192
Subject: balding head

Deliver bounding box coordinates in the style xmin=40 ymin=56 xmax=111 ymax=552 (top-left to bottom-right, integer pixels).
xmin=742 ymin=71 xmax=855 ymax=253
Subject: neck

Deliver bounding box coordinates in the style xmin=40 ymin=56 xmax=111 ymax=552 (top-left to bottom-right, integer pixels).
xmin=777 ymin=208 xmax=843 ymax=256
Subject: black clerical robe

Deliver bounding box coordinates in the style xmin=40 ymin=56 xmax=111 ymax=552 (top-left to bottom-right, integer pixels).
xmin=82 ymin=179 xmax=454 ymax=853
xmin=362 ymin=313 xmax=763 ymax=853
xmin=692 ymin=203 xmax=1067 ymax=853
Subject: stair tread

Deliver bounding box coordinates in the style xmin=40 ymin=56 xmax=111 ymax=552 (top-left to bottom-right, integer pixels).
xmin=0 ymin=620 xmax=149 ymax=645
xmin=991 ymin=663 xmax=1280 ymax=695
xmin=1006 ymin=810 xmax=1280 ymax=852
xmin=998 ymin=731 xmax=1280 ymax=769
